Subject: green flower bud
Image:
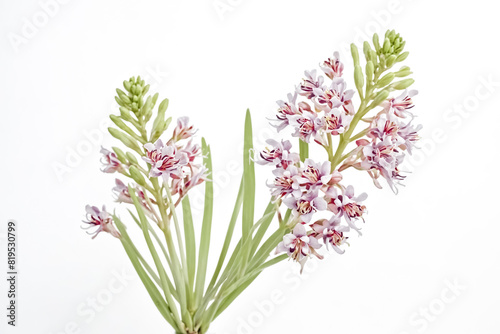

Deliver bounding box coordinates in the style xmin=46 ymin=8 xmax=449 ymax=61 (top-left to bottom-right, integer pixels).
xmin=390 ymin=78 xmax=415 ymax=90
xmin=376 ymin=73 xmax=395 ymax=88
xmin=366 ymin=61 xmax=374 ymax=82
xmin=158 ymin=98 xmax=169 ymax=115
xmin=363 ymin=41 xmax=373 ymax=62
xmin=383 ymin=38 xmax=391 ymax=53
xmin=115 ymin=96 xmax=126 ymax=108
xmin=123 ymin=80 xmax=132 ymax=92
xmin=116 ymin=89 xmax=131 ymax=104
xmin=119 ymin=107 xmax=134 ymax=122
xmin=351 ymin=43 xmax=360 ymax=66
xmin=395 ymin=66 xmax=412 ymax=77
xmin=126 ymin=152 xmax=138 ymax=164
xmin=396 ymin=51 xmax=409 ymax=63
xmin=112 ymin=147 xmax=128 ymax=164
xmin=108 ymin=128 xmax=141 ymax=152
xmin=371 ymin=90 xmax=390 ymax=107
xmin=129 ymin=165 xmax=146 ymax=187
xmin=372 ymin=33 xmax=381 ymax=52
xmin=354 ymin=65 xmax=364 ymax=95
xmin=386 ymin=54 xmax=397 ymax=68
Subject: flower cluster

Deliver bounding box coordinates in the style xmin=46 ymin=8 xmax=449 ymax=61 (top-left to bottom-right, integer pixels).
xmin=273 ymin=52 xmax=355 ymax=146
xmin=85 ymin=116 xmax=207 ymax=239
xmin=143 ymin=117 xmax=207 ymax=197
xmin=258 ymin=139 xmax=367 ymax=270
xmin=343 ymin=90 xmax=421 ymax=192
xmin=264 ymin=43 xmax=420 ymax=270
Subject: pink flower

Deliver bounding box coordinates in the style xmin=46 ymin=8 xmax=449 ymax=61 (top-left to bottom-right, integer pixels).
xmin=143 ymin=139 xmax=188 ymax=179
xmin=368 ymin=115 xmax=400 ymax=140
xmin=321 ymin=108 xmax=353 ymax=136
xmin=112 ymin=179 xmax=151 ymax=205
xmin=360 ymin=137 xmax=406 ymax=192
xmin=320 ymin=52 xmax=344 ymax=79
xmin=284 ymin=190 xmax=327 ymax=223
xmin=276 ymin=224 xmax=323 ymax=272
xmin=171 ymin=165 xmax=208 ymax=197
xmin=170 ymin=117 xmax=197 ymax=143
xmin=397 ymin=121 xmax=422 ymax=154
xmin=326 ymin=185 xmax=367 ymax=233
xmin=298 ymin=159 xmax=332 ymax=190
xmin=296 ymin=70 xmax=325 ymax=99
xmin=82 ymin=205 xmax=121 ymax=239
xmin=274 ymin=93 xmax=300 ymax=132
xmin=268 ymin=165 xmax=302 ymax=199
xmin=311 ymin=217 xmax=349 ymax=254
xmin=289 ymin=111 xmax=322 ymax=143
xmin=256 ymin=139 xmax=299 ymax=169
xmin=313 ymin=78 xmax=355 ymax=115
xmin=383 ymin=90 xmax=417 ymax=118
xmin=100 ymin=147 xmax=123 ymax=173
xmin=180 ymin=140 xmax=202 ymax=164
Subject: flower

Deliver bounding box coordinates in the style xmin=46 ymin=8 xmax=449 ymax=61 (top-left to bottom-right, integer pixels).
xmin=112 ymin=179 xmax=150 ymax=205
xmin=397 ymin=121 xmax=422 ymax=154
xmin=276 ymin=224 xmax=323 ymax=272
xmin=171 ymin=165 xmax=208 ymax=197
xmin=360 ymin=136 xmax=406 ymax=192
xmin=268 ymin=165 xmax=301 ymax=199
xmin=284 ymin=189 xmax=327 ymax=223
xmin=311 ymin=217 xmax=349 ymax=254
xmin=298 ymin=159 xmax=332 ymax=190
xmin=325 ymin=185 xmax=367 ymax=233
xmin=288 ymin=111 xmax=322 ymax=143
xmin=82 ymin=205 xmax=121 ymax=239
xmin=320 ymin=108 xmax=353 ymax=136
xmin=112 ymin=179 xmax=133 ymax=203
xmin=320 ymin=52 xmax=344 ymax=79
xmin=171 ymin=117 xmax=197 ymax=143
xmin=100 ymin=147 xmax=123 ymax=173
xmin=256 ymin=139 xmax=299 ymax=169
xmin=383 ymin=90 xmax=417 ymax=118
xmin=313 ymin=78 xmax=355 ymax=115
xmin=143 ymin=139 xmax=188 ymax=179
xmin=274 ymin=93 xmax=300 ymax=132
xmin=296 ymin=70 xmax=324 ymax=99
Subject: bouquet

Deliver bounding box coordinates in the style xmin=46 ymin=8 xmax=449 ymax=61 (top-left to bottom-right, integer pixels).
xmin=82 ymin=30 xmax=420 ymax=333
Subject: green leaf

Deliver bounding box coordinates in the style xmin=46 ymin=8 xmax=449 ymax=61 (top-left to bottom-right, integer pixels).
xmin=194 ymin=138 xmax=214 ymax=307
xmin=249 ymin=200 xmax=277 ymax=256
xmin=207 ymin=177 xmax=244 ymax=290
xmin=211 ymin=254 xmax=287 ymax=322
xmin=182 ymin=195 xmax=197 ymax=289
xmin=128 ymin=186 xmax=183 ymax=330
xmin=113 ymin=215 xmax=178 ymax=329
xmin=242 ymin=109 xmax=255 ymax=239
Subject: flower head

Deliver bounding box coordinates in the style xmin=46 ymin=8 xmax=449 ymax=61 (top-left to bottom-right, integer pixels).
xmin=326 ymin=185 xmax=367 ymax=233
xmin=268 ymin=165 xmax=301 ymax=199
xmin=284 ymin=189 xmax=327 ymax=223
xmin=274 ymin=93 xmax=300 ymax=132
xmin=383 ymin=90 xmax=417 ymax=118
xmin=276 ymin=224 xmax=323 ymax=272
xmin=320 ymin=52 xmax=344 ymax=79
xmin=256 ymin=139 xmax=299 ymax=169
xmin=100 ymin=147 xmax=123 ymax=173
xmin=82 ymin=205 xmax=121 ymax=239
xmin=171 ymin=117 xmax=197 ymax=143
xmin=143 ymin=139 xmax=188 ymax=179
xmin=311 ymin=217 xmax=349 ymax=254
xmin=296 ymin=70 xmax=324 ymax=99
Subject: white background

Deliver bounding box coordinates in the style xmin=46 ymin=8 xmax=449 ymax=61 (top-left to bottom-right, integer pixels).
xmin=1 ymin=0 xmax=499 ymax=333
